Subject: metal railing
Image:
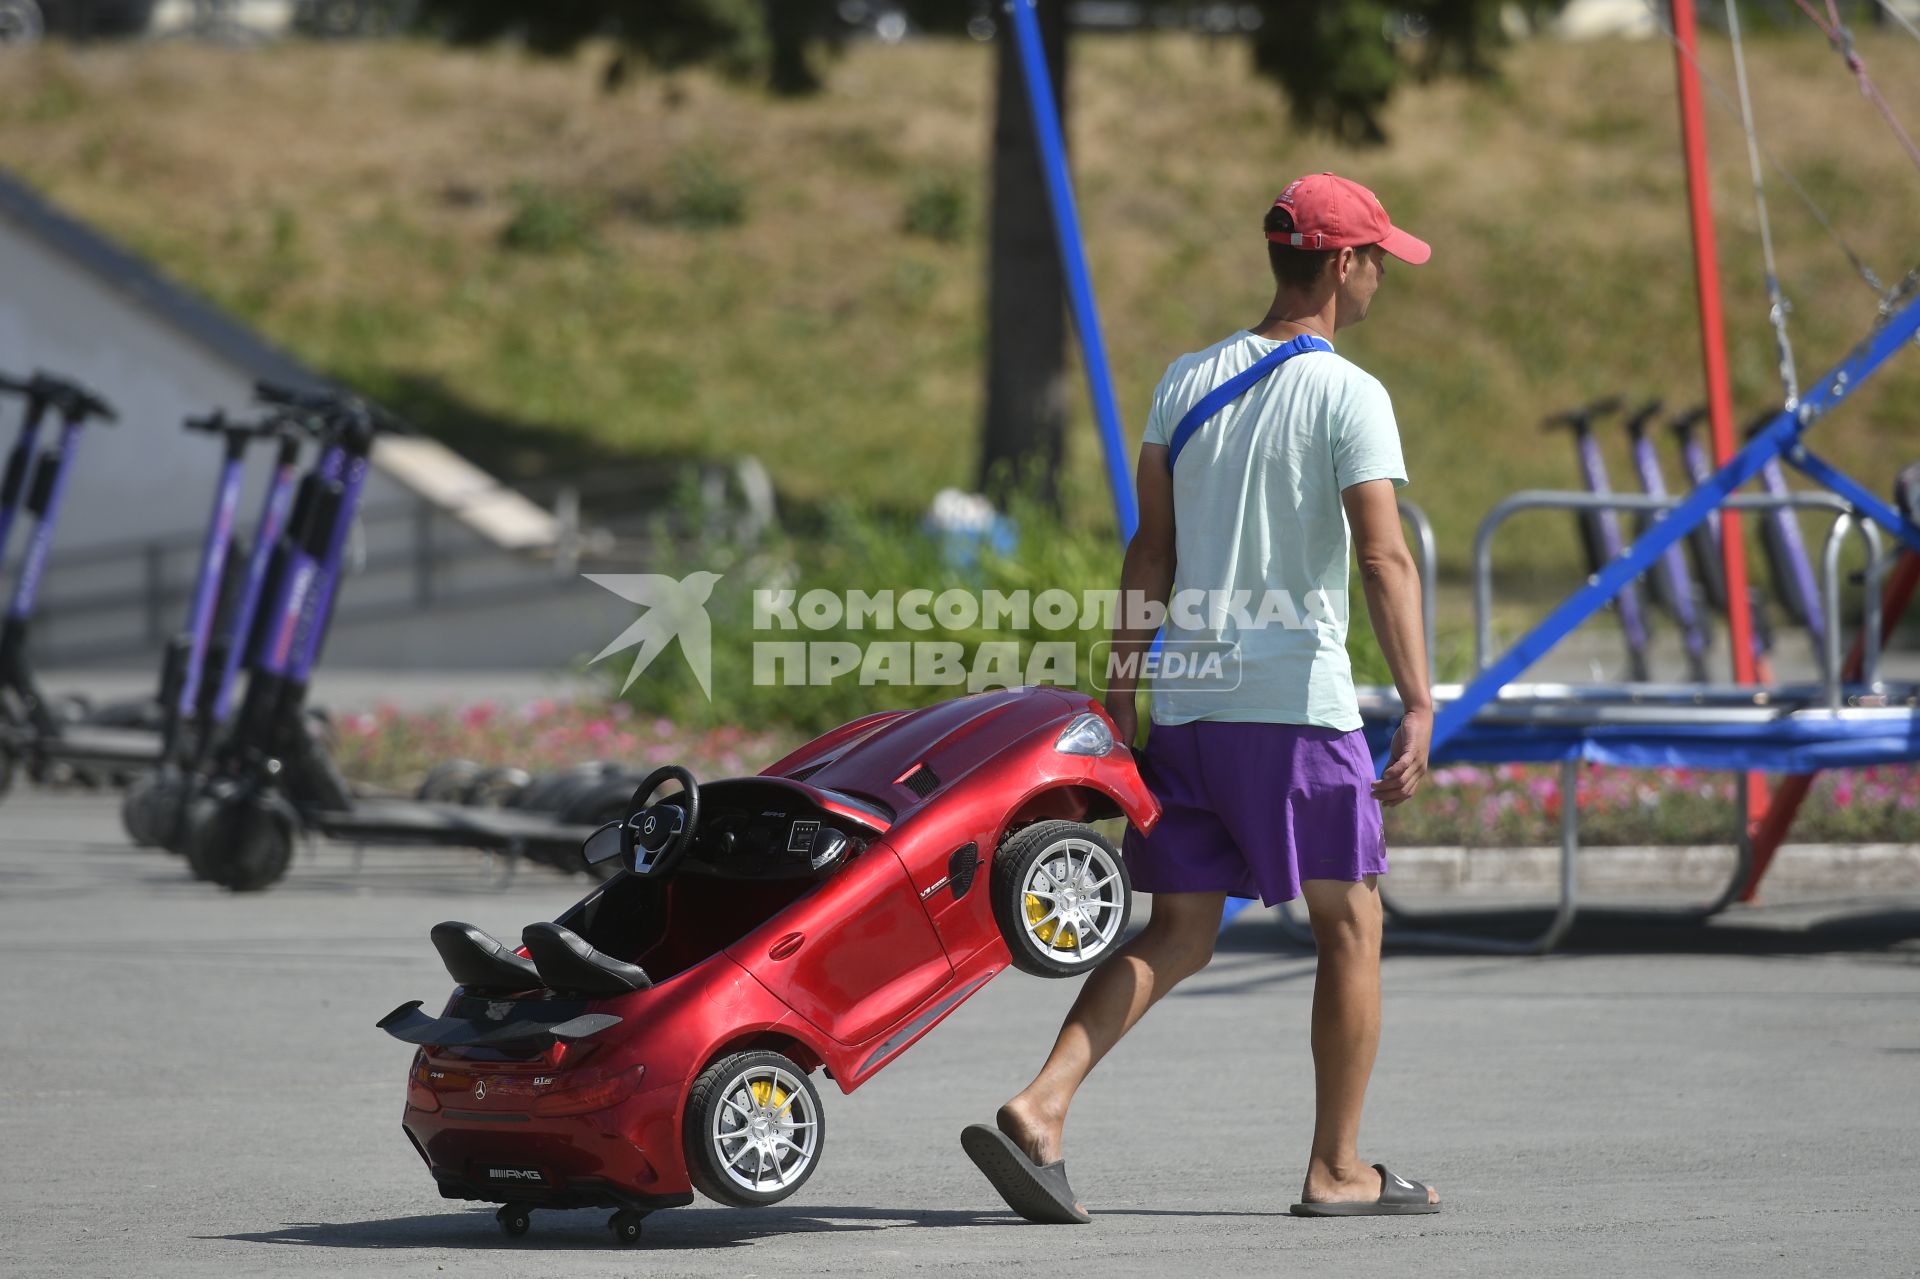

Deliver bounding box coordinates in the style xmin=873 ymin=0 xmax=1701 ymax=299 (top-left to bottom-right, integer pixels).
xmin=1472 ymin=490 xmax=1885 ymax=700
xmin=11 ymin=456 xmax=777 ymax=662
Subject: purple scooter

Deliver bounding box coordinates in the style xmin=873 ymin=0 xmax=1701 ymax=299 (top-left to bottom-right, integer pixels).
xmin=1543 ymin=397 xmax=1653 ymax=681
xmin=0 ymin=373 xmax=53 ymax=580
xmin=178 ymin=382 xmax=615 ymax=891
xmin=1746 ymin=413 xmax=1826 ymax=662
xmin=118 ymin=410 xmax=312 ymax=846
xmin=0 ymin=374 xmax=118 ymax=773
xmin=1671 ymin=407 xmax=1778 ymax=676
xmin=1622 ymin=400 xmax=1711 ymax=682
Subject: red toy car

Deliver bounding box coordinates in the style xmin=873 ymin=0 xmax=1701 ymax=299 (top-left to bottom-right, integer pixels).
xmin=379 ymin=685 xmax=1159 ymax=1245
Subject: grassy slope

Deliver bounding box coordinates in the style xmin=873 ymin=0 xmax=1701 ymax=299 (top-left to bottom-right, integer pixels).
xmin=0 ymin=32 xmax=1915 ymax=594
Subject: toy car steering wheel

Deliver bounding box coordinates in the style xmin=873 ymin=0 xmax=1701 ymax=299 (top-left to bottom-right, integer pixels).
xmin=625 ymin=765 xmax=700 ymax=876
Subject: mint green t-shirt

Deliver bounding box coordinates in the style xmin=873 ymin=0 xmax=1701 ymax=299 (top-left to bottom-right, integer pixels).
xmin=1141 ymin=330 xmax=1408 ymax=731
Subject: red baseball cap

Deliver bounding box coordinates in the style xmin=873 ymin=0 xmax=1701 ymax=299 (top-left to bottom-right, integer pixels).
xmin=1265 ymin=172 xmax=1430 ymax=265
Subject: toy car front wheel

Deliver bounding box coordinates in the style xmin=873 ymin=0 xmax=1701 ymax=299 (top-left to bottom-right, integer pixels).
xmin=684 ymin=1050 xmax=825 ymax=1208
xmin=992 ymin=820 xmax=1132 ymax=978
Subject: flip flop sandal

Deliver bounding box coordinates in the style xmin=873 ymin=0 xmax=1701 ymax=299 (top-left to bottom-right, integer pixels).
xmin=960 ymin=1124 xmax=1092 ymax=1224
xmin=1290 ymin=1163 xmax=1440 ymax=1217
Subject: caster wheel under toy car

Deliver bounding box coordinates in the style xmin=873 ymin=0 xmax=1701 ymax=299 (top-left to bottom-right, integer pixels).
xmin=608 ymin=1209 xmax=647 ymax=1245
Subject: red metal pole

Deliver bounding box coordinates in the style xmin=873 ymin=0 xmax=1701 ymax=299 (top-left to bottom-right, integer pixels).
xmin=1741 ymin=553 xmax=1920 ymax=900
xmin=1670 ymin=0 xmax=1770 ymax=834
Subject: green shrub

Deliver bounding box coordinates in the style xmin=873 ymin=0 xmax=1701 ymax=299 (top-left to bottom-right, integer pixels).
xmin=902 ymin=174 xmax=969 ymax=243
xmin=667 ymin=150 xmax=748 ymax=229
xmin=500 ymin=182 xmax=597 ymax=253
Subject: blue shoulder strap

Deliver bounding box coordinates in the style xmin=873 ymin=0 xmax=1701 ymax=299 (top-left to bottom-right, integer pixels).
xmin=1165 ymin=334 xmax=1334 ymax=470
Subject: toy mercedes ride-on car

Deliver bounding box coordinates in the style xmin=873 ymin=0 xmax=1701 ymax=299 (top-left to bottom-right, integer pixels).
xmin=379 ymin=684 xmax=1159 ymax=1246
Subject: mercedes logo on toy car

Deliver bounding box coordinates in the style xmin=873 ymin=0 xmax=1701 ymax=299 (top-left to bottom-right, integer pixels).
xmin=378 ymin=687 xmax=1159 ymax=1247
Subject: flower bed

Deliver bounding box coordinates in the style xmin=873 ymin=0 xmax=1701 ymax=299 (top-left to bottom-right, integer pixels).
xmin=331 ymin=699 xmax=787 ymax=795
xmin=1384 ymin=763 xmax=1920 ymax=847
xmin=333 ymin=701 xmax=1919 ymax=845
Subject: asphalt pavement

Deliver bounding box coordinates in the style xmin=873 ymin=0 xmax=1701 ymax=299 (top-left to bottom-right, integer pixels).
xmin=2 ymin=791 xmax=1918 ymax=1278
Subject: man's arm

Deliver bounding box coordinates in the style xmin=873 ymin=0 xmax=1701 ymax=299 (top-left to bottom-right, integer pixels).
xmin=1342 ymin=478 xmax=1430 ymax=805
xmin=1103 ymin=443 xmax=1176 ymax=748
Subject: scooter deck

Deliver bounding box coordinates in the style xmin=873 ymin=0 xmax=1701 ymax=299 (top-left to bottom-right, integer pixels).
xmin=311 ymin=796 xmax=598 ymax=852
xmin=7 ymin=723 xmax=161 ymax=767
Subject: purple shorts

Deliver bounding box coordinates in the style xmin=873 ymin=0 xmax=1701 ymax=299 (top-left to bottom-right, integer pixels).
xmin=1121 ymin=720 xmax=1387 ymax=906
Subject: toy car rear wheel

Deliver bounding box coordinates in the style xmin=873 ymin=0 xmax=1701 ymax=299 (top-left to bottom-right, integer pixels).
xmin=684 ymin=1050 xmax=824 ymax=1208
xmin=991 ymin=820 xmax=1132 ymax=978
xmin=496 ymin=1203 xmax=531 ymax=1238
xmin=607 ymin=1209 xmax=645 ymax=1245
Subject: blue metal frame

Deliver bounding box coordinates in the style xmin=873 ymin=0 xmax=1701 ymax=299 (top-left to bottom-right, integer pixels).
xmin=1787 ymin=446 xmax=1920 ymax=556
xmin=1006 ymin=0 xmax=1138 ymax=540
xmin=1431 ymin=297 xmax=1920 ymax=755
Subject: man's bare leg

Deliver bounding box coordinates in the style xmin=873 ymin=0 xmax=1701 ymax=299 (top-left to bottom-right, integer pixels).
xmin=1297 ymin=875 xmax=1438 ymax=1206
xmin=997 ymin=890 xmax=1228 ymax=1168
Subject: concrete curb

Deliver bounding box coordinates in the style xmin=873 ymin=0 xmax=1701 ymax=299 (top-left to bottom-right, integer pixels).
xmin=1389 ymin=842 xmax=1920 ymax=892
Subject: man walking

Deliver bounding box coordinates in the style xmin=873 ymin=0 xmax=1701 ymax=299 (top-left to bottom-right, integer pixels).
xmin=962 ymin=173 xmax=1439 ymax=1221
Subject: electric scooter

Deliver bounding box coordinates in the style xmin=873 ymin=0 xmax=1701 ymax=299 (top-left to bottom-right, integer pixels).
xmin=1746 ymin=413 xmax=1826 ymax=663
xmin=118 ymin=409 xmax=313 ymax=845
xmin=1671 ymin=406 xmax=1779 ymax=681
xmin=1542 ymin=397 xmax=1653 ymax=680
xmin=1621 ymin=399 xmax=1711 ymax=682
xmin=0 ymin=372 xmax=118 ymax=791
xmin=176 ymin=383 xmax=622 ymax=891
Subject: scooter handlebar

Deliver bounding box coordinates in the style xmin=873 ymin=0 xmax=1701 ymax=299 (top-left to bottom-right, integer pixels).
xmin=1668 ymin=405 xmax=1709 ymax=438
xmin=1541 ymin=395 xmax=1623 ymax=432
xmin=29 ymin=372 xmax=118 ymax=423
xmin=1622 ymin=398 xmax=1665 ymax=440
xmin=253 ymin=380 xmax=410 ymax=436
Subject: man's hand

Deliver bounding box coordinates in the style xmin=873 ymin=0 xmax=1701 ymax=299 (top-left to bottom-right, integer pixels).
xmin=1372 ymin=706 xmax=1430 ymax=807
xmin=1104 ymin=690 xmax=1139 ymax=752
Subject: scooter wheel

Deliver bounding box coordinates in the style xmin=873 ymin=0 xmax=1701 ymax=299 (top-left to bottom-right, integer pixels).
xmin=181 ymin=790 xmax=228 ymax=881
xmin=461 ymin=766 xmax=531 ymax=808
xmin=122 ymin=775 xmax=158 ymax=847
xmin=188 ymin=789 xmax=296 ymax=892
xmin=608 ymin=1209 xmax=645 ymax=1246
xmin=417 ymin=759 xmax=481 ymax=803
xmin=496 ymin=1204 xmax=532 ymax=1238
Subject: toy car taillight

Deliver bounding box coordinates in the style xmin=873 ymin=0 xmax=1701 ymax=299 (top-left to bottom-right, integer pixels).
xmin=532 ymin=1063 xmax=646 ymax=1117
xmin=1053 ymin=711 xmax=1114 ymax=756
xmin=407 ymin=1053 xmax=439 ymax=1113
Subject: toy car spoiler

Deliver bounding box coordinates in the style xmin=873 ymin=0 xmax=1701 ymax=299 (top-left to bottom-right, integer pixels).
xmin=377 ymin=1000 xmax=623 ymax=1048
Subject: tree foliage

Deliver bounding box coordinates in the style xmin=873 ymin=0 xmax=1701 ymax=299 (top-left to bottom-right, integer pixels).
xmin=416 ymin=0 xmax=1559 ymax=142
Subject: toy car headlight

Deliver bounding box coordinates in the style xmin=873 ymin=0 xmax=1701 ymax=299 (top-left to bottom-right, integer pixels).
xmin=1054 ymin=712 xmax=1114 ymax=757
